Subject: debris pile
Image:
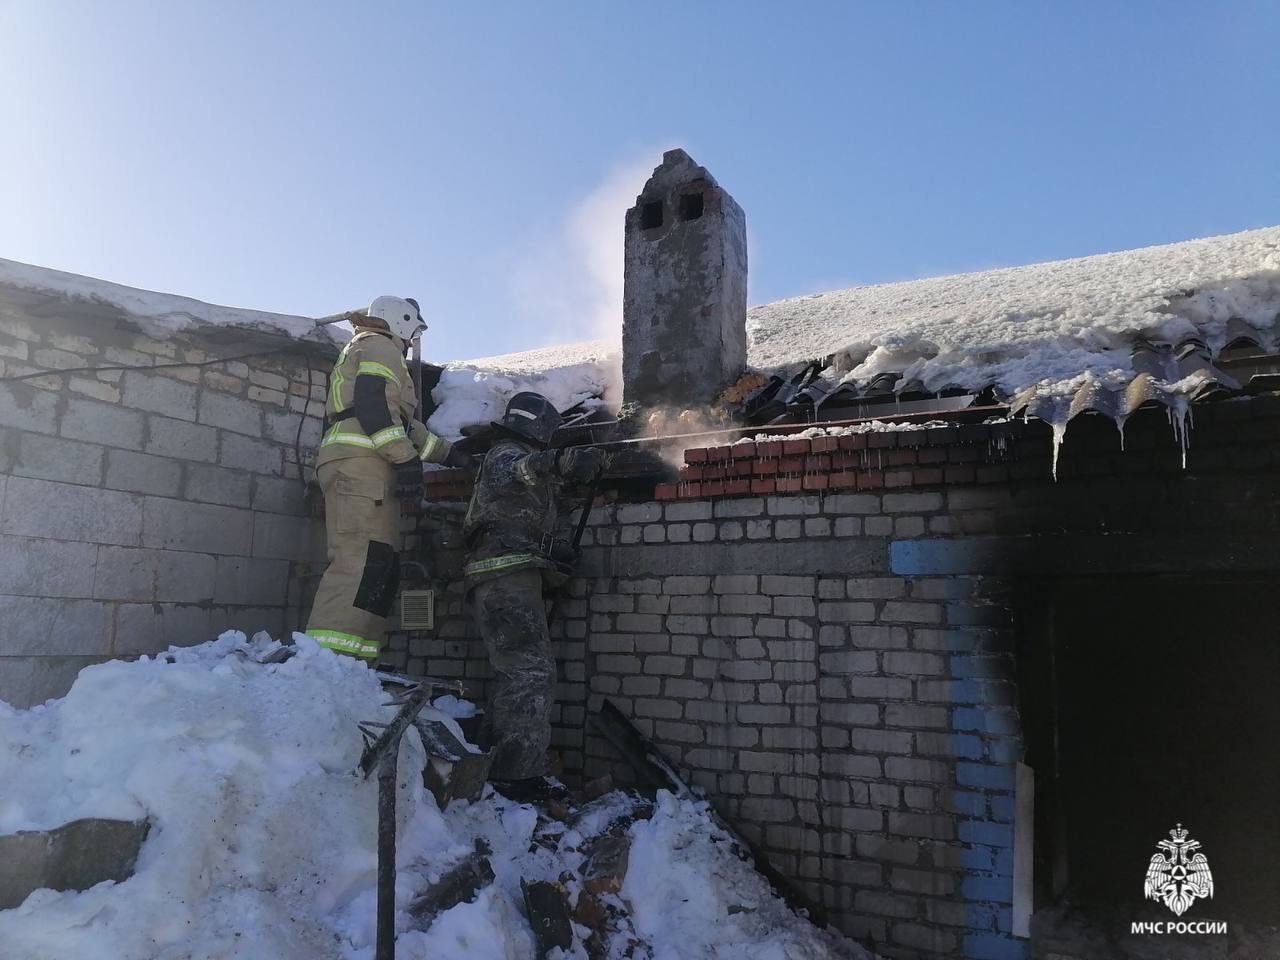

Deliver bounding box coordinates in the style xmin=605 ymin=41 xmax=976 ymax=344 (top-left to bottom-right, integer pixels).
xmin=0 ymin=634 xmax=870 ymax=960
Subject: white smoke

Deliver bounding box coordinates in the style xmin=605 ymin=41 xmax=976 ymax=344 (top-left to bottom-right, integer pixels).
xmin=511 ymin=148 xmax=672 ymax=347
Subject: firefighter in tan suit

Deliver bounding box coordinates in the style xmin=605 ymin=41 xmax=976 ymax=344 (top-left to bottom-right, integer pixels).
xmin=306 ymin=296 xmax=461 ymax=661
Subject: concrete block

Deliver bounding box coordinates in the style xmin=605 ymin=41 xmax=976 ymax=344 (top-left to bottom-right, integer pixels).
xmin=13 ymin=433 xmax=104 ymax=485
xmin=142 ymin=497 xmax=253 ymax=555
xmin=0 ymin=817 xmax=150 ymax=909
xmin=146 ymin=415 xmax=218 ymax=463
xmin=712 ymin=574 xmax=756 ymax=593
xmin=185 ymin=463 xmax=252 ymax=507
xmin=214 ymin=556 xmax=290 ymax=606
xmin=61 ymin=397 xmax=143 ymax=450
xmin=264 ymin=409 xmax=323 ymax=448
xmin=617 ymin=503 xmax=662 ymax=524
xmin=2 ymin=477 xmax=142 ymax=546
xmin=121 ymin=371 xmax=198 ymax=420
xmin=198 ymin=392 xmax=262 ymax=436
xmin=760 ymin=575 xmax=814 ymax=596
xmin=251 ymin=475 xmax=307 ymax=516
xmin=113 ymin=603 xmax=214 ymax=656
xmin=818 ymin=602 xmax=876 ymax=622
xmin=0 ymin=534 xmax=98 ymax=599
xmin=220 ymin=433 xmax=282 ymax=475
xmin=0 ymin=382 xmax=59 ymax=434
xmin=663 ymin=576 xmax=710 ymax=594
xmin=665 ymin=501 xmax=712 ymax=521
xmin=0 ymin=597 xmax=113 ymax=655
xmin=248 ymin=507 xmax=321 ymax=563
xmin=104 ymin=449 xmax=182 ymax=497
xmin=93 ymin=546 xmax=216 ymax=603
xmin=0 ymin=655 xmax=111 ymax=708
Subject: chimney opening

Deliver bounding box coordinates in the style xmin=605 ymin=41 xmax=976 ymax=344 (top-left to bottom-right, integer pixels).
xmin=640 ymin=201 xmax=663 ymax=230
xmin=679 ymin=192 xmax=705 ymax=222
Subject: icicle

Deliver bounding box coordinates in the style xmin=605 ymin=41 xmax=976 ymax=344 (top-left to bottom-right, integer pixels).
xmin=1115 ymin=415 xmax=1128 ymax=452
xmin=1167 ymin=396 xmax=1192 ymax=469
xmin=1050 ymin=417 xmax=1067 ymax=481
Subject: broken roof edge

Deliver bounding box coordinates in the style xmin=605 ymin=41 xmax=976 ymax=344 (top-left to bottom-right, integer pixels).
xmin=0 ymin=256 xmax=348 ymax=351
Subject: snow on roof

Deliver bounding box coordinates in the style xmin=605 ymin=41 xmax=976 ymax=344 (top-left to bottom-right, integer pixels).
xmin=0 ymin=256 xmax=347 ymax=347
xmin=746 ymin=226 xmax=1280 ymax=394
xmin=426 ymin=339 xmax=621 ymax=440
xmin=429 ymin=226 xmax=1280 ymax=437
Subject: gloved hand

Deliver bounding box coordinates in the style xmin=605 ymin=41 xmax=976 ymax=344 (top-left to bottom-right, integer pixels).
xmin=559 ymin=446 xmax=606 ymax=485
xmin=393 ymin=459 xmax=424 ymax=499
xmin=444 ymin=445 xmax=472 ymax=469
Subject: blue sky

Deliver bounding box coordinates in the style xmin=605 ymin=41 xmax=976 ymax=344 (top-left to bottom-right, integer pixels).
xmin=1 ymin=1 xmax=1277 ymax=362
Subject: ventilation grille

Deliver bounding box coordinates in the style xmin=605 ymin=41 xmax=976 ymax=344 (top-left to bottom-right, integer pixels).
xmin=400 ymin=589 xmax=435 ymax=631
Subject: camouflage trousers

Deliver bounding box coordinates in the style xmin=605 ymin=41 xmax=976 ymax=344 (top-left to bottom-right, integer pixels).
xmin=471 ymin=568 xmax=554 ymax=780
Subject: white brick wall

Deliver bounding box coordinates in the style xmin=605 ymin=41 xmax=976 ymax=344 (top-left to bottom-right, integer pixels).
xmin=0 ymin=301 xmax=334 ymax=707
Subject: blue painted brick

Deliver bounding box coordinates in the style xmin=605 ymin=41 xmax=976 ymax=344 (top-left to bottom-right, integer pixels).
xmin=994 ymin=906 xmax=1014 ymax=934
xmin=990 ymin=795 xmax=1015 ymax=822
xmin=963 ymin=932 xmax=1027 ymax=960
xmin=950 ymin=655 xmax=1005 ymax=679
xmin=953 ymin=734 xmax=984 ymax=759
xmin=988 ymin=739 xmax=1021 ymax=764
xmin=946 ymin=629 xmax=980 ymax=653
xmin=961 ymin=874 xmax=1014 ymax=904
xmin=959 ymin=820 xmax=1013 ymax=847
xmin=948 ymin=790 xmax=988 ymax=816
xmin=943 ymin=680 xmax=986 ymax=704
xmin=957 ymin=762 xmax=1015 ymax=791
xmin=964 ymin=903 xmax=1000 ymax=930
xmin=962 ymin=844 xmax=994 ymax=871
xmin=953 ymin=707 xmax=1019 ymax=735
xmin=993 ymin=847 xmax=1015 ymax=877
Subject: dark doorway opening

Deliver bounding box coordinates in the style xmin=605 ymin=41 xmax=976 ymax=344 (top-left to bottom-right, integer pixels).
xmin=1018 ymin=577 xmax=1280 ymax=935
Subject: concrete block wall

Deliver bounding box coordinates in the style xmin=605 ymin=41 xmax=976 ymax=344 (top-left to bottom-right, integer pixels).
xmin=392 ymin=396 xmax=1280 ymax=960
xmin=0 ymin=302 xmax=332 ymax=707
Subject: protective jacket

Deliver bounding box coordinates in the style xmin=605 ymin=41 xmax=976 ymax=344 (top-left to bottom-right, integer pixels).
xmin=462 ymin=438 xmax=581 ymax=585
xmin=306 ymin=326 xmax=450 ymax=661
xmin=317 ymin=327 xmax=452 ymax=468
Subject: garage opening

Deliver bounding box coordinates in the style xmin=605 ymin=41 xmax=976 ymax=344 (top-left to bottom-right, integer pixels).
xmin=1017 ymin=577 xmax=1280 ymax=957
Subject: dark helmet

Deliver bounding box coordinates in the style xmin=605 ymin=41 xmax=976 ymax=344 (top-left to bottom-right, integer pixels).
xmin=494 ymin=391 xmax=561 ymax=448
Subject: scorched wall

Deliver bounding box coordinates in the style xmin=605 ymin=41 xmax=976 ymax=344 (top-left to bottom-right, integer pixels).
xmin=398 ymin=396 xmax=1280 ymax=960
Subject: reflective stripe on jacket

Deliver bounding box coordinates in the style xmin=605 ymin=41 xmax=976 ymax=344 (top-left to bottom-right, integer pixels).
xmin=316 ymin=328 xmax=453 ymax=469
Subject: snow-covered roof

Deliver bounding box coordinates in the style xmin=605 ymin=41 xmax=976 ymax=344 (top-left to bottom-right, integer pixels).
xmin=0 ymin=257 xmax=347 ymax=348
xmin=747 ymin=225 xmax=1280 ymax=386
xmin=429 ymin=226 xmax=1280 ymax=438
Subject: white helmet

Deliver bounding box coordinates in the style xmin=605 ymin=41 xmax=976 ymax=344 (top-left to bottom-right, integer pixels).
xmin=366 ymin=295 xmax=426 ymax=341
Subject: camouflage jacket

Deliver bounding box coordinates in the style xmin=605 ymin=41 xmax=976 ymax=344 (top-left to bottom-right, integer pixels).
xmin=462 ymin=439 xmax=585 ymax=586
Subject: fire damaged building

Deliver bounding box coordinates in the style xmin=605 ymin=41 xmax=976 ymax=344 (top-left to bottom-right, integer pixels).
xmin=398 ymin=153 xmax=1280 ymax=959
xmin=1 ymin=149 xmax=1278 ymax=959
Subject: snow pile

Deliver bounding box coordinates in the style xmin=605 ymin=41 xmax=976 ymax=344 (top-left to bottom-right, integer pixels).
xmin=624 ymin=792 xmax=859 ymax=960
xmin=0 ymin=634 xmax=864 ymax=960
xmin=0 ymin=257 xmax=347 ymax=345
xmin=427 ymin=340 xmax=621 ymax=440
xmin=747 ymin=226 xmax=1280 ymax=398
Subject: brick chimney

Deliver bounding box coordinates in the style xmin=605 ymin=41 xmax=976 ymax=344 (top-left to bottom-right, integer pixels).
xmin=622 ymin=149 xmax=747 ymax=413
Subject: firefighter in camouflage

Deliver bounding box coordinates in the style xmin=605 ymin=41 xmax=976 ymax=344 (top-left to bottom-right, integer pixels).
xmin=307 ymin=296 xmax=464 ymax=661
xmin=463 ymin=392 xmax=605 ymax=782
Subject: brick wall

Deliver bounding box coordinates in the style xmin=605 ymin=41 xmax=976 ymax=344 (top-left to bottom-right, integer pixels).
xmin=393 ymin=395 xmax=1280 ymax=960
xmin=0 ymin=299 xmax=333 ymax=707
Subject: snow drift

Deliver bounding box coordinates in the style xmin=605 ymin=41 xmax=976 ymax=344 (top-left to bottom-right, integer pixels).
xmin=0 ymin=634 xmax=866 ymax=960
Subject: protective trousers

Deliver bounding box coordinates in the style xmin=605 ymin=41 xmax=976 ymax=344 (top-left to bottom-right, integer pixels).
xmin=471 ymin=568 xmax=554 ymax=780
xmin=307 ymin=458 xmax=401 ymax=660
